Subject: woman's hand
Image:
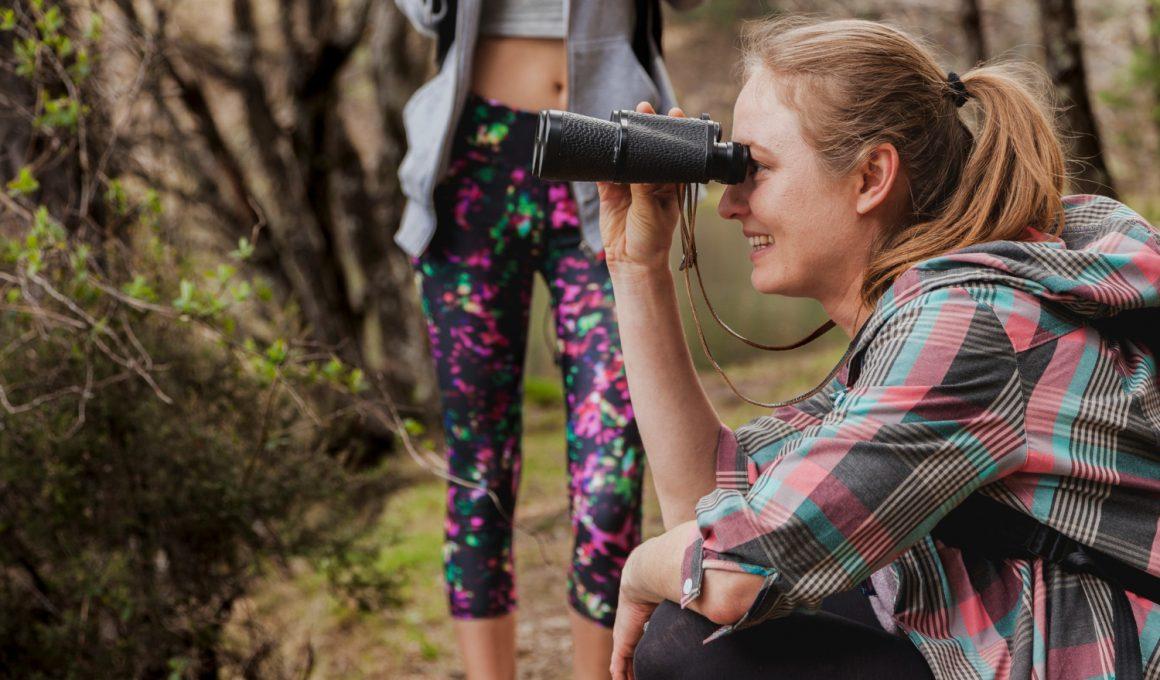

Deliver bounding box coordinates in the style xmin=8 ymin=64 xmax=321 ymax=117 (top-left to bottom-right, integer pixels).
xmin=597 ymin=102 xmax=686 ymax=273
xmin=610 ymin=595 xmax=657 ymax=680
xmin=610 ymin=547 xmax=662 ymax=680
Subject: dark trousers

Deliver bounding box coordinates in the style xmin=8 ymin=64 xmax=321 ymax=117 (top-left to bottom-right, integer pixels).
xmin=634 ymin=590 xmax=935 ymax=679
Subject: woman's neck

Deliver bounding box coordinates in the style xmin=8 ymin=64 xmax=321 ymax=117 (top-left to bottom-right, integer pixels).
xmin=822 ymin=275 xmax=873 ymax=339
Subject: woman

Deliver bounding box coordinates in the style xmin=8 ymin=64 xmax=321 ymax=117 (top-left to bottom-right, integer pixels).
xmin=393 ymin=2 xmax=700 ymax=678
xmin=600 ymin=17 xmax=1160 ymax=680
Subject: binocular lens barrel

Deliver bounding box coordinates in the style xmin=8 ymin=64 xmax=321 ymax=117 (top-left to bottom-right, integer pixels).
xmin=531 ymin=109 xmax=749 ymax=185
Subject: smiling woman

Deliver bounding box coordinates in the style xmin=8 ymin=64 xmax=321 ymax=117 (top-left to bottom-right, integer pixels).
xmin=599 ymin=16 xmax=1160 ymax=680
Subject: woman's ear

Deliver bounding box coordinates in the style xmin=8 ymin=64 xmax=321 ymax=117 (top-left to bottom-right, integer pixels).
xmin=854 ymin=142 xmax=901 ymax=216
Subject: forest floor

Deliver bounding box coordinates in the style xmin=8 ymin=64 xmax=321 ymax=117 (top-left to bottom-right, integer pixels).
xmin=230 ymin=344 xmax=845 ymax=679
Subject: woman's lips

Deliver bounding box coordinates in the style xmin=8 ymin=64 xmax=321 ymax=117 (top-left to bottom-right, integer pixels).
xmin=747 ymin=234 xmax=774 ymax=261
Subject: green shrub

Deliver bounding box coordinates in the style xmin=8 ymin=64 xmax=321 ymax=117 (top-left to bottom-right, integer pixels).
xmin=0 ymin=3 xmax=398 ymax=676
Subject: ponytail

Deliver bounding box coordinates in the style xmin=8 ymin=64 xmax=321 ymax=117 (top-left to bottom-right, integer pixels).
xmin=863 ymin=64 xmax=1066 ymax=302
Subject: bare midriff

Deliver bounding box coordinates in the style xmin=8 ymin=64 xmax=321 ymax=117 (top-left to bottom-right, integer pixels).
xmin=471 ymin=36 xmax=569 ymax=112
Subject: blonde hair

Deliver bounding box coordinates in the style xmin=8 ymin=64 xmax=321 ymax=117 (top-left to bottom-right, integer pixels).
xmin=740 ymin=17 xmax=1067 ymax=304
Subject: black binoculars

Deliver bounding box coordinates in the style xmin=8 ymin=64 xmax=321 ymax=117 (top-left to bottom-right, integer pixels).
xmin=531 ymin=109 xmax=750 ymax=185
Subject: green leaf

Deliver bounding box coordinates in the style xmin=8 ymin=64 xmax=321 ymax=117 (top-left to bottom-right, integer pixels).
xmin=143 ymin=189 xmax=162 ymax=215
xmin=255 ymin=358 xmax=278 ymax=385
xmin=347 ymin=368 xmax=367 ymax=394
xmin=14 ymin=38 xmax=37 ymax=77
xmin=167 ymin=656 xmax=192 ymax=680
xmin=173 ymin=278 xmax=195 ymax=312
xmin=37 ymin=6 xmax=63 ymax=36
xmin=53 ymin=35 xmax=72 ymax=59
xmin=25 ymin=249 xmax=42 ymax=276
xmin=1 ymin=10 xmax=15 ymax=31
xmin=322 ymin=357 xmax=344 ymax=381
xmin=84 ymin=14 xmax=103 ymax=41
xmin=122 ymin=275 xmax=158 ymax=302
xmin=35 ymin=97 xmax=80 ymax=130
xmin=265 ymin=339 xmax=288 ymax=365
xmin=70 ymin=244 xmax=90 ymax=274
xmin=32 ymin=206 xmax=65 ymax=243
xmin=403 ymin=418 xmax=425 ymax=437
xmin=230 ymin=237 xmax=254 ymax=261
xmin=105 ymin=179 xmax=128 ymax=215
xmin=69 ymin=47 xmax=91 ymax=82
xmin=7 ymin=167 xmax=40 ymax=196
xmin=229 ymin=281 xmax=252 ymax=302
xmin=213 ymin=263 xmax=236 ymax=283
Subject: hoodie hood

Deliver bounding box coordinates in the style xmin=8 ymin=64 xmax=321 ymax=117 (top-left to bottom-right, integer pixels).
xmin=856 ymin=195 xmax=1160 ymax=354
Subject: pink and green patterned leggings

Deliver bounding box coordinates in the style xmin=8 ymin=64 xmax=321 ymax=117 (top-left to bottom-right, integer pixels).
xmin=415 ymin=94 xmax=644 ymax=627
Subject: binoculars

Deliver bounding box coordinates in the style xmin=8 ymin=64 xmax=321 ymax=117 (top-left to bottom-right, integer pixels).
xmin=531 ymin=109 xmax=750 ymax=185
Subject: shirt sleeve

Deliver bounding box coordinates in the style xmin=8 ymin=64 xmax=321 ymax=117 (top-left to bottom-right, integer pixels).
xmin=712 ymin=381 xmax=841 ymax=493
xmin=680 ymin=286 xmax=1028 ymax=640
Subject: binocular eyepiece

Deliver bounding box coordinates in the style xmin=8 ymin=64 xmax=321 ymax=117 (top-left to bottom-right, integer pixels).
xmin=531 ymin=109 xmax=750 ymax=185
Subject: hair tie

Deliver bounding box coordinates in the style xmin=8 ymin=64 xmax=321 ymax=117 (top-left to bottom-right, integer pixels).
xmin=947 ymin=72 xmax=971 ymax=108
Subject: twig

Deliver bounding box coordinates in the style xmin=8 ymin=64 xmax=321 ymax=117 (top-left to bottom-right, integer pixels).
xmin=51 ymin=365 xmax=94 ymax=441
xmin=0 ymin=329 xmax=39 ymax=362
xmin=368 ymin=373 xmax=557 ymax=567
xmin=0 ymin=191 xmax=34 ymax=222
xmin=241 ymin=379 xmax=281 ymax=487
xmin=0 ymin=301 xmax=89 ymax=330
xmin=0 ymin=370 xmax=131 ymax=415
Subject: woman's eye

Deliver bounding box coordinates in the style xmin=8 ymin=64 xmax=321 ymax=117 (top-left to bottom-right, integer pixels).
xmin=749 ymin=161 xmax=768 ymax=178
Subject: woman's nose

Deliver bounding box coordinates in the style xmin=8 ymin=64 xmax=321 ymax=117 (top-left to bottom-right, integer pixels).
xmin=717 ymin=183 xmax=748 ymax=220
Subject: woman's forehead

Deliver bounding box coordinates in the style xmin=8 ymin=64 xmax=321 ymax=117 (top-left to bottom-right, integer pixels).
xmin=733 ymin=75 xmax=798 ymax=147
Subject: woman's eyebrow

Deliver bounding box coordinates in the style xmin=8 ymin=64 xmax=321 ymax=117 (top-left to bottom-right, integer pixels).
xmin=745 ymin=142 xmax=776 ymax=160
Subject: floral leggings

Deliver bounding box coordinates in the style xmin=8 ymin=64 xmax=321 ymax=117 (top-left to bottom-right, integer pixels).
xmin=415 ymin=94 xmax=644 ymax=627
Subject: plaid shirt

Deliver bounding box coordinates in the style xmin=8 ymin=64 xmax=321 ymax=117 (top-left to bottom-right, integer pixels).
xmin=680 ymin=196 xmax=1160 ymax=679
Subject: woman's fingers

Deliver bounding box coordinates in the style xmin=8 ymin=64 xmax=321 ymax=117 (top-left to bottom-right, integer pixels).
xmin=598 ymin=102 xmax=687 ymax=267
xmin=597 ymin=180 xmax=623 ymax=201
xmin=635 ymin=102 xmax=685 ymax=119
xmin=610 ymin=620 xmax=638 ymax=680
xmin=610 ymin=593 xmax=658 ymax=680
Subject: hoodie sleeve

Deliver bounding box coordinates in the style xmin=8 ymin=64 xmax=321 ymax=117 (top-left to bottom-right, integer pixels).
xmin=680 ymin=286 xmax=1029 ymax=640
xmin=395 ymin=0 xmax=445 ymax=37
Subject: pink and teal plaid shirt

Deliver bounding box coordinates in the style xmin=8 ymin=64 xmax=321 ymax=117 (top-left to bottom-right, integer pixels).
xmin=680 ymin=196 xmax=1160 ymax=679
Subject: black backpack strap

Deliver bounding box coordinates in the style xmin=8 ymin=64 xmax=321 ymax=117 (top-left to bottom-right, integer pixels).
xmin=933 ymin=493 xmax=1156 ymax=679
xmin=632 ymin=0 xmax=663 ymax=81
xmin=435 ymin=0 xmax=458 ymax=69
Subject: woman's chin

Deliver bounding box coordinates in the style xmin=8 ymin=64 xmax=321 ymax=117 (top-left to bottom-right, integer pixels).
xmin=749 ymin=269 xmax=784 ymax=295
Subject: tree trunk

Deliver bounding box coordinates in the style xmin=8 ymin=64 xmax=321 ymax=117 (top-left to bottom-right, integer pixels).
xmin=1038 ymin=0 xmax=1119 ymax=198
xmin=1147 ymin=0 xmax=1160 ymax=131
xmin=960 ymin=0 xmax=988 ymax=67
xmin=112 ymin=0 xmax=437 ymax=446
xmin=362 ymin=0 xmax=436 ymax=403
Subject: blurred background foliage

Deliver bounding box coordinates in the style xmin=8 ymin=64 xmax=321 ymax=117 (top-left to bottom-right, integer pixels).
xmin=1 ymin=0 xmax=1157 ymax=677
